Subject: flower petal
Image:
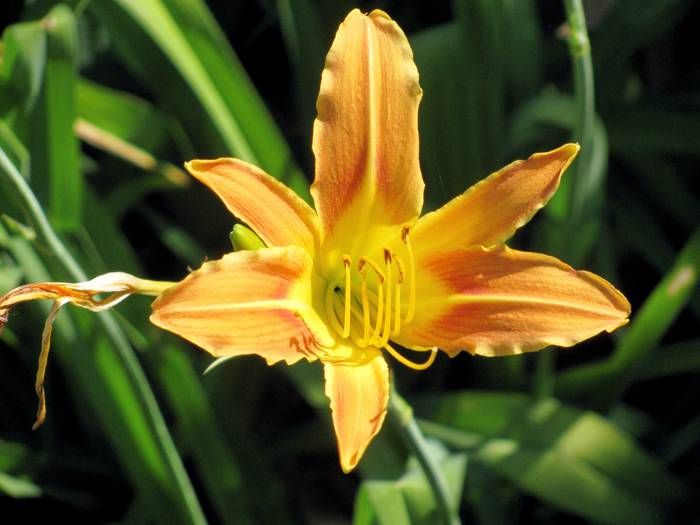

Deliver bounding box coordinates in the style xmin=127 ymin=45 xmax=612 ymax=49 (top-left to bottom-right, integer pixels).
xmin=324 ymin=348 xmax=389 ymax=473
xmin=411 ymin=144 xmax=579 ymax=254
xmin=397 ymin=245 xmax=630 ymax=356
xmin=311 ymin=9 xmax=424 ymax=248
xmin=185 ymin=158 xmax=319 ymax=253
xmin=150 ymin=247 xmax=333 ymax=365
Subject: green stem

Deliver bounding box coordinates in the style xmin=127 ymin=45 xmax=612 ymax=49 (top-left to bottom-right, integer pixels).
xmin=0 ymin=147 xmax=206 ymax=524
xmin=535 ymin=0 xmax=596 ymax=398
xmin=533 ymin=349 xmax=555 ymax=399
xmin=389 ymin=384 xmax=462 ymax=525
xmin=564 ymin=0 xmax=595 ymax=226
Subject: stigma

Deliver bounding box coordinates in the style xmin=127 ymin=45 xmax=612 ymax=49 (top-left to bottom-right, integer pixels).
xmin=322 ymin=227 xmax=436 ymax=370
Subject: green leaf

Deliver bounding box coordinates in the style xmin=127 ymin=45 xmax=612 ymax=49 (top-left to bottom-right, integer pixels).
xmin=420 ymin=391 xmax=688 ymax=524
xmin=0 ymin=20 xmax=46 ymax=113
xmin=76 ymin=79 xmax=190 ymax=195
xmin=276 ymin=0 xmax=325 ymax=162
xmin=0 ymin=471 xmax=42 ymax=498
xmin=398 ymin=443 xmax=467 ymax=525
xmin=7 ymin=6 xmax=84 ymax=231
xmin=500 ymin=0 xmax=543 ymax=102
xmin=89 ymin=0 xmax=310 ymax=198
xmin=411 ymin=22 xmax=481 ymax=207
xmin=76 ymin=78 xmax=173 ymax=152
xmin=42 ymin=6 xmax=82 ymax=230
xmin=153 ymin=347 xmax=253 ymax=525
xmin=0 ymin=119 xmax=29 ymax=221
xmin=354 ymin=481 xmax=412 ymax=525
xmin=354 ymin=443 xmax=467 ymax=525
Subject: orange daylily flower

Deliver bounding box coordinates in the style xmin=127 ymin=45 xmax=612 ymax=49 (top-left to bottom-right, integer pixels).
xmin=150 ymin=9 xmax=630 ymax=472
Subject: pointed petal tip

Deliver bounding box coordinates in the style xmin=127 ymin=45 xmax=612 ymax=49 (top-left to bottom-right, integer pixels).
xmin=324 ymin=353 xmax=389 ymax=474
xmin=400 ymin=245 xmax=632 ymax=357
xmin=340 ymin=453 xmax=360 ymax=474
xmin=369 ymin=9 xmax=391 ymax=21
xmin=183 ymin=157 xmax=319 ymax=252
xmin=312 ymin=4 xmax=423 ymax=240
xmin=532 ymin=142 xmax=580 ymax=168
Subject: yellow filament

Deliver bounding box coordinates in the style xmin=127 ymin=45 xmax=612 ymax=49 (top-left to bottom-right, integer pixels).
xmin=333 ymin=295 xmax=368 ymax=348
xmin=373 ymin=284 xmax=384 ymax=343
xmin=360 ymin=273 xmax=371 ymax=345
xmin=401 ymin=226 xmax=416 ymax=324
xmin=393 ymin=256 xmax=405 ymax=336
xmin=379 ymin=250 xmax=392 ymax=347
xmin=342 ymin=256 xmax=352 ymax=338
xmin=393 ymin=281 xmax=401 ymax=336
xmin=383 ymin=343 xmax=437 ymax=371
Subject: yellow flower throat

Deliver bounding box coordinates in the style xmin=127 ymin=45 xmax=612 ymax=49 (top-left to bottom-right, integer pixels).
xmin=322 ymin=227 xmax=436 ymax=370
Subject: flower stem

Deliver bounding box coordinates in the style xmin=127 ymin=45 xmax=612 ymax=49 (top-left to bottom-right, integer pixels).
xmin=389 ymin=384 xmax=462 ymax=525
xmin=535 ymin=0 xmax=596 ymax=399
xmin=563 ymin=0 xmax=595 ymax=228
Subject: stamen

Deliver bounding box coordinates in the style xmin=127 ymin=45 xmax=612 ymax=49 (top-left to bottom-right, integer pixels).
xmin=401 ymin=225 xmax=416 ymax=324
xmin=392 ymin=256 xmax=405 ymax=336
xmin=383 ymin=343 xmax=437 ymax=371
xmin=360 ymin=272 xmax=370 ymax=345
xmin=379 ymin=250 xmax=393 ymax=347
xmin=341 ymin=256 xmax=352 ymax=338
xmin=393 ymin=279 xmax=401 ymax=336
xmin=373 ymin=283 xmax=384 ymax=343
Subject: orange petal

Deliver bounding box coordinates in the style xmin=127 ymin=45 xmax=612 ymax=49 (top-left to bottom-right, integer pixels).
xmin=311 ymin=9 xmax=424 ymax=247
xmin=150 ymin=247 xmax=333 ymax=365
xmin=185 ymin=158 xmax=319 ymax=253
xmin=411 ymin=144 xmax=579 ymax=255
xmin=397 ymin=245 xmax=630 ymax=356
xmin=324 ymin=348 xmax=389 ymax=473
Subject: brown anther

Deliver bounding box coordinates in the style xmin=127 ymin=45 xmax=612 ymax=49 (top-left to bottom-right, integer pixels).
xmin=401 ymin=225 xmax=411 ymax=242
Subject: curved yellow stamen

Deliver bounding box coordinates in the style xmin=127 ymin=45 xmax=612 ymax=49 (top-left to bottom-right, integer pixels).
xmin=392 ymin=255 xmax=405 ymax=336
xmin=360 ymin=271 xmax=371 ymax=344
xmin=373 ymin=284 xmax=384 ymax=344
xmin=393 ymin=282 xmax=401 ymax=336
xmin=379 ymin=250 xmax=393 ymax=347
xmin=401 ymin=225 xmax=416 ymax=324
xmin=383 ymin=343 xmax=437 ymax=371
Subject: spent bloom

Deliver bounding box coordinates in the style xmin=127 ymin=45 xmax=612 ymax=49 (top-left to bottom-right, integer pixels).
xmin=0 ymin=9 xmax=630 ymax=472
